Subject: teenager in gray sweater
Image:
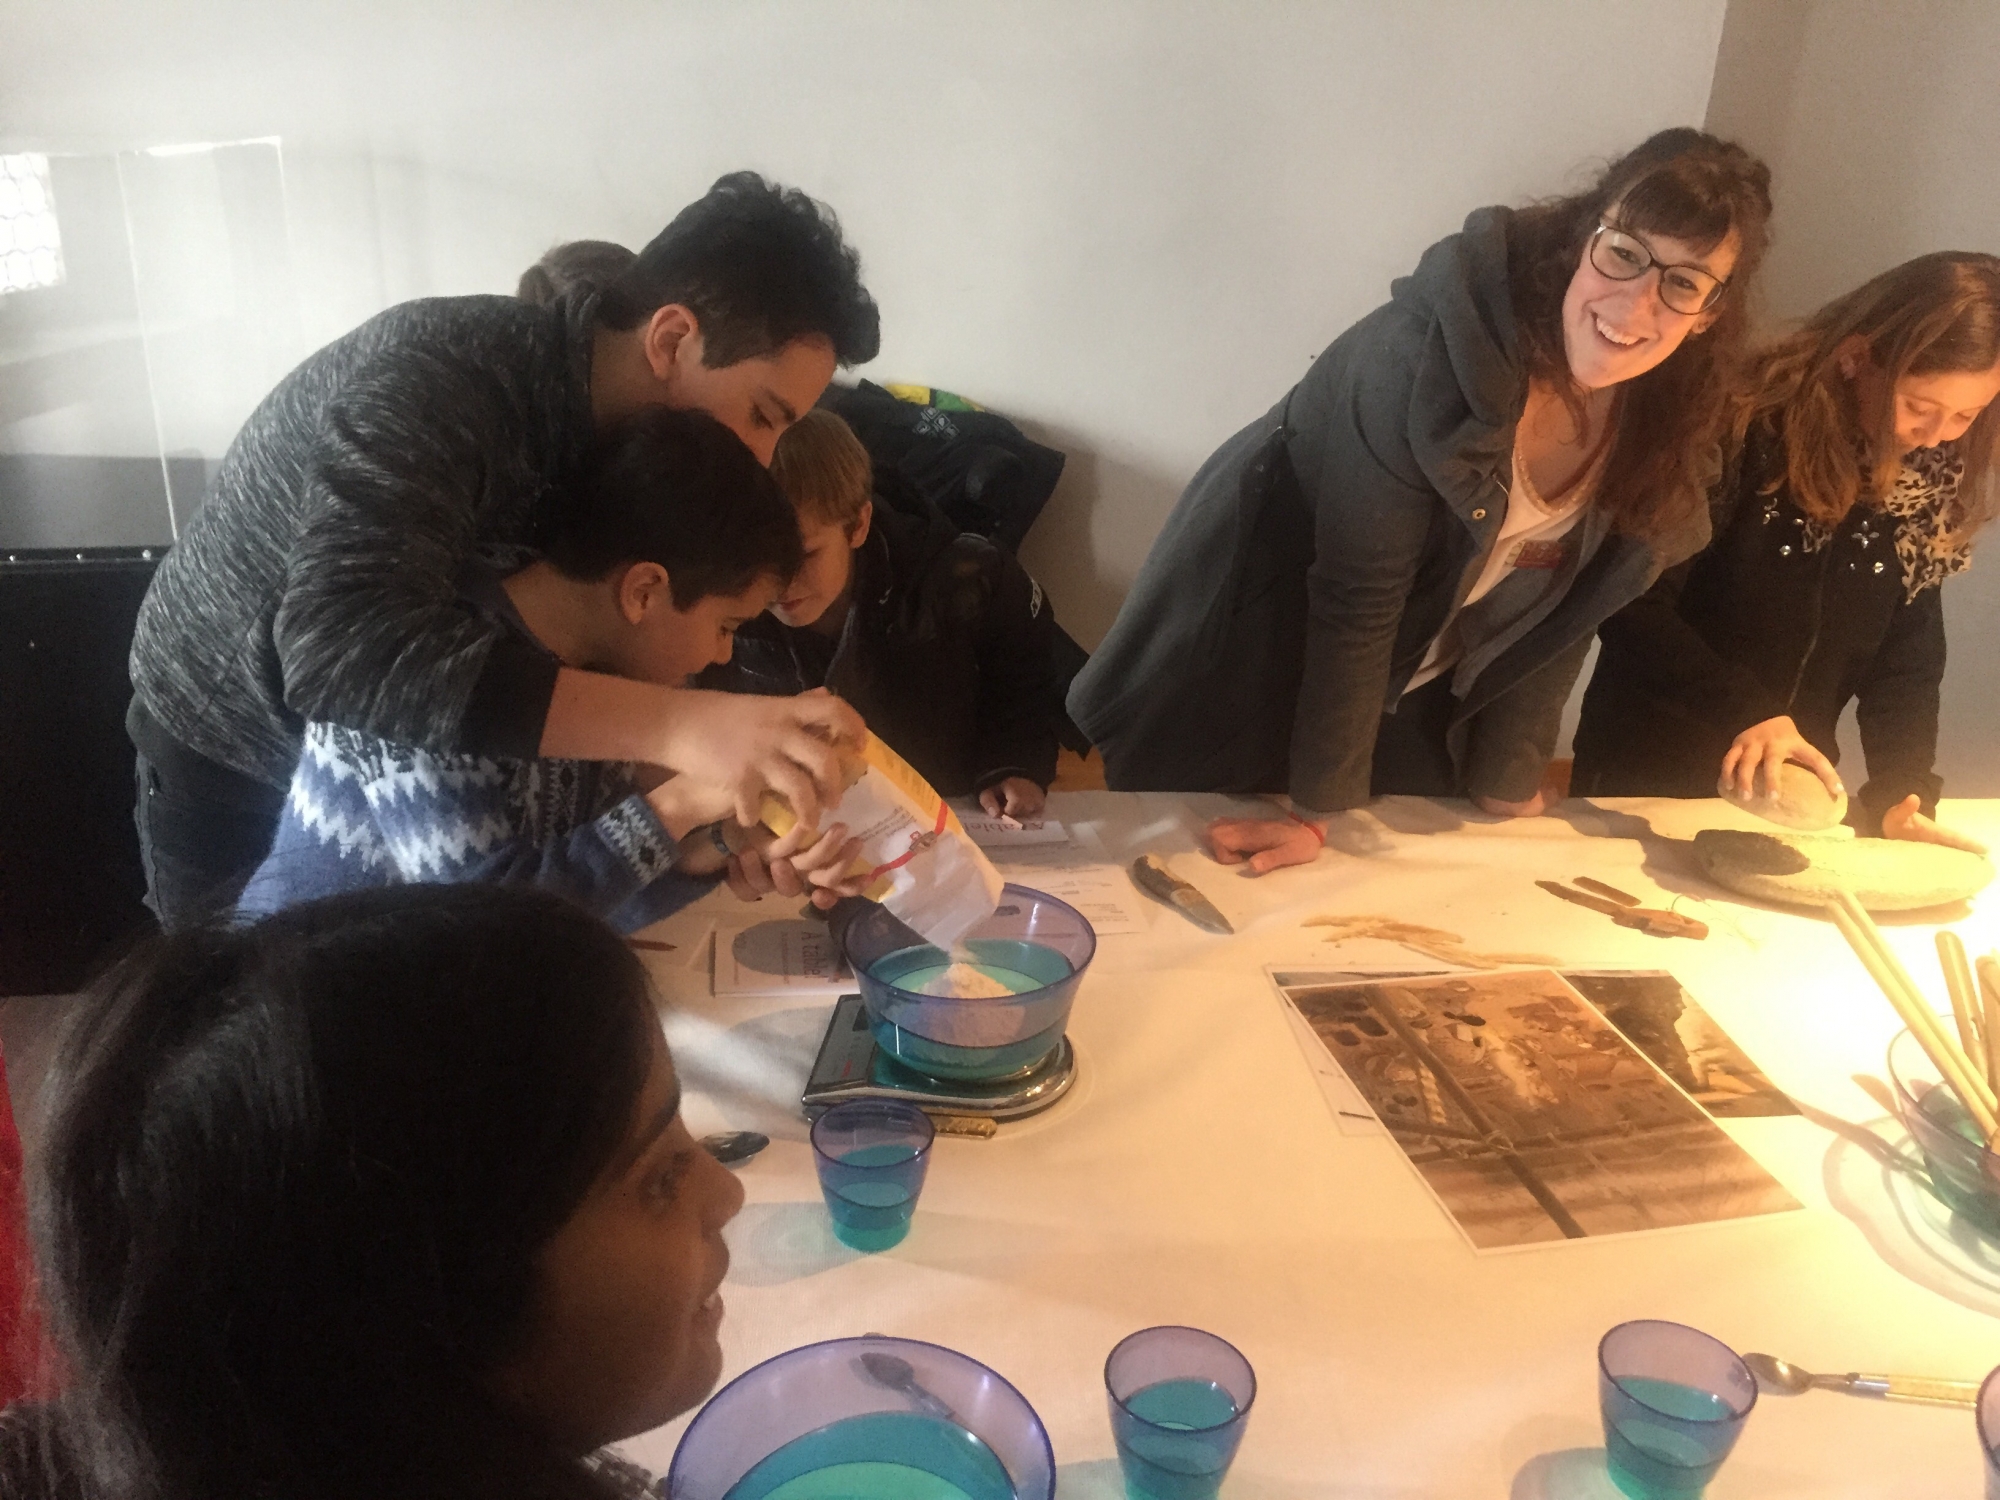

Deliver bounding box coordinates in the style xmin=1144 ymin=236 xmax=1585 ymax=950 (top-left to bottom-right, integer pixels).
xmin=128 ymin=173 xmax=879 ymax=927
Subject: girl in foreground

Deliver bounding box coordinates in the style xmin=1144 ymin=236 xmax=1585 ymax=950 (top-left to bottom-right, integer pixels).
xmin=1068 ymin=129 xmax=1771 ymax=872
xmin=1573 ymin=252 xmax=2000 ymax=849
xmin=0 ymin=884 xmax=743 ymax=1500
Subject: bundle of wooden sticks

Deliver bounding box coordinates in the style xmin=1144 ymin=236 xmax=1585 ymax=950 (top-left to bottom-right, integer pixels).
xmin=1826 ymin=889 xmax=2000 ymax=1144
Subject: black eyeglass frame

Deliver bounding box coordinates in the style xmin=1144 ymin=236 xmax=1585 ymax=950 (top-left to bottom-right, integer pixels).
xmin=1588 ymin=221 xmax=1730 ymax=316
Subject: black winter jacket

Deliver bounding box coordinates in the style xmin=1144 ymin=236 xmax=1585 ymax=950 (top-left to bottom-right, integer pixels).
xmin=699 ymin=502 xmax=1062 ymax=796
xmin=1572 ymin=426 xmax=1948 ymax=833
xmin=1066 ymin=208 xmax=1713 ymax=813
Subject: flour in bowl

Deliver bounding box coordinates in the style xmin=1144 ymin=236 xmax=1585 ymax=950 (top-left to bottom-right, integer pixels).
xmin=918 ymin=961 xmax=1015 ymax=999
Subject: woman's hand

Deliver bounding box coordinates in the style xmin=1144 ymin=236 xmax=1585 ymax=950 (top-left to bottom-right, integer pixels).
xmin=978 ymin=776 xmax=1047 ymax=823
xmin=1206 ymin=815 xmax=1323 ymax=875
xmin=1880 ymin=793 xmax=1989 ymax=855
xmin=725 ymin=818 xmax=869 ymax=909
xmin=1474 ymin=789 xmax=1550 ymax=819
xmin=1719 ymin=716 xmax=1841 ymax=801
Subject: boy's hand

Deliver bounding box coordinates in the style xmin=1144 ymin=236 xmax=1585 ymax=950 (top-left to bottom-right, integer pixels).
xmin=725 ymin=819 xmax=870 ymax=910
xmin=644 ymin=773 xmax=738 ymax=840
xmin=653 ymin=687 xmax=865 ymax=830
xmin=978 ymin=777 xmax=1047 ymax=823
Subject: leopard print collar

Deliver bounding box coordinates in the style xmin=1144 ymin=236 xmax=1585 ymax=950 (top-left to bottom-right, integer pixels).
xmin=1785 ymin=441 xmax=1969 ymax=602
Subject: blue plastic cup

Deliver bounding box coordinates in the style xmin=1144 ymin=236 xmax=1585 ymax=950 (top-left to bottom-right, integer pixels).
xmin=811 ymin=1100 xmax=934 ymax=1251
xmin=1104 ymin=1326 xmax=1257 ymax=1500
xmin=1597 ymin=1321 xmax=1757 ymax=1499
xmin=1978 ymin=1366 xmax=2000 ymax=1500
xmin=668 ymin=1334 xmax=1056 ymax=1500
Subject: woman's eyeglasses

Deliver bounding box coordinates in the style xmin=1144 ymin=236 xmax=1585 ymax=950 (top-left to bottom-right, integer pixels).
xmin=1588 ymin=222 xmax=1728 ymax=316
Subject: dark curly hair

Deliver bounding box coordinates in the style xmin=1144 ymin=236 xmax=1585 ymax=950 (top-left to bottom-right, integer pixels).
xmin=598 ymin=171 xmax=881 ymax=369
xmin=1508 ymin=127 xmax=1773 ymax=540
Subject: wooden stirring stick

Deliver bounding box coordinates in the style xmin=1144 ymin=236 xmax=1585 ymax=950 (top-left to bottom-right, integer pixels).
xmin=1978 ymin=954 xmax=2000 ymax=1099
xmin=1826 ymin=893 xmax=1999 ymax=1141
xmin=1937 ymin=931 xmax=1986 ymax=1074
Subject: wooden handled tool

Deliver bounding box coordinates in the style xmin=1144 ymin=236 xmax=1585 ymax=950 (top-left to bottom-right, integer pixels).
xmin=1535 ymin=880 xmax=1708 ymax=940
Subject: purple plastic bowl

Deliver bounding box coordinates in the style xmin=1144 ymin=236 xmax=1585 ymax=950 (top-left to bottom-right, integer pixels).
xmin=668 ymin=1335 xmax=1056 ymax=1500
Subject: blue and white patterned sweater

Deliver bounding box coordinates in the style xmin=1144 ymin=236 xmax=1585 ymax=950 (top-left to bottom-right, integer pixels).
xmin=237 ymin=721 xmax=714 ymax=931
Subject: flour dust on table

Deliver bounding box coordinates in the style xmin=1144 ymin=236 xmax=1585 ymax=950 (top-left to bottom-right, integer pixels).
xmin=1272 ymin=969 xmax=1801 ymax=1250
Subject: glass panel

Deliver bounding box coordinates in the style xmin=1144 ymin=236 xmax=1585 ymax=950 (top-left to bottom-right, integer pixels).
xmin=0 ymin=151 xmax=167 ymax=550
xmin=0 ymin=138 xmax=302 ymax=551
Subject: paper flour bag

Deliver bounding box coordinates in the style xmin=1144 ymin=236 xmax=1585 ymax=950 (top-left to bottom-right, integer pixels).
xmin=759 ymin=733 xmax=1003 ymax=951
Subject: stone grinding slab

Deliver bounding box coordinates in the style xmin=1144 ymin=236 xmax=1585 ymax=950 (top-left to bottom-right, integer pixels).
xmin=1692 ymin=828 xmax=1994 ymax=912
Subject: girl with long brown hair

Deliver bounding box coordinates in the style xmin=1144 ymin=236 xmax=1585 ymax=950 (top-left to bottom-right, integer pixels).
xmin=1067 ymin=128 xmax=1772 ymax=871
xmin=1573 ymin=253 xmax=2000 ymax=848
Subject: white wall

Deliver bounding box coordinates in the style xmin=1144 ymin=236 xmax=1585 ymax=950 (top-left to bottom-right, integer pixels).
xmin=0 ymin=0 xmax=1727 ymax=639
xmin=1706 ymin=0 xmax=2000 ymax=794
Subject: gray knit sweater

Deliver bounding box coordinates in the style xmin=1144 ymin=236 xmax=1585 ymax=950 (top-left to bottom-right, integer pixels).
xmin=128 ymin=292 xmax=596 ymax=788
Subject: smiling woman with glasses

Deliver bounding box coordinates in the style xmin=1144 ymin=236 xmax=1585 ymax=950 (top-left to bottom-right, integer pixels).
xmin=1068 ymin=128 xmax=1773 ymax=870
xmin=1575 ymin=252 xmax=2000 ymax=853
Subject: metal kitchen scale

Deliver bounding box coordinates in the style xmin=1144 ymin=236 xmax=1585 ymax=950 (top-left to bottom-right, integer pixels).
xmin=802 ymin=993 xmax=1077 ymax=1122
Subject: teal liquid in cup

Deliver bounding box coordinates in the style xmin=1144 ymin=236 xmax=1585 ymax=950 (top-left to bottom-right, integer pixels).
xmin=722 ymin=1411 xmax=1018 ymax=1500
xmin=1604 ymin=1378 xmax=1737 ymax=1499
xmin=1114 ymin=1379 xmax=1240 ymax=1500
xmin=827 ymin=1142 xmax=919 ymax=1251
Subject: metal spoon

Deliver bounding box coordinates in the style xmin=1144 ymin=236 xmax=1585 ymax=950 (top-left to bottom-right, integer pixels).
xmin=1744 ymin=1352 xmax=1978 ymax=1408
xmin=855 ymin=1349 xmax=960 ymax=1422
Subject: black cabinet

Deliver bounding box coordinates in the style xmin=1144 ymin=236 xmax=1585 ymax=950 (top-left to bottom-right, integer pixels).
xmin=0 ymin=549 xmax=160 ymax=994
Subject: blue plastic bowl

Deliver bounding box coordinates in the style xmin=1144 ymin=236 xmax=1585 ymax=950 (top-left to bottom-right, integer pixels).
xmin=842 ymin=884 xmax=1097 ymax=1082
xmin=668 ymin=1335 xmax=1056 ymax=1500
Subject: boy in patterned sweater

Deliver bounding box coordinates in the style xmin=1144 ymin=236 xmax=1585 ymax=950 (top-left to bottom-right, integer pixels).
xmin=239 ymin=408 xmax=867 ymax=928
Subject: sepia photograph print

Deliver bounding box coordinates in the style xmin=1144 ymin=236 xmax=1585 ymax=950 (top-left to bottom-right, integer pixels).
xmin=1276 ymin=969 xmax=1801 ymax=1251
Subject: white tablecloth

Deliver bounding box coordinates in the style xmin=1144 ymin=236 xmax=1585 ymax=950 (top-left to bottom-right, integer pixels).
xmin=619 ymin=793 xmax=2000 ymax=1497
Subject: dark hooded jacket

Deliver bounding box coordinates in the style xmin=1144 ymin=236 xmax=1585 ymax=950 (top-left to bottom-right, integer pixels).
xmin=1066 ymin=207 xmax=1713 ymax=812
xmin=699 ymin=501 xmax=1062 ymax=796
xmin=1571 ymin=422 xmax=1949 ymax=833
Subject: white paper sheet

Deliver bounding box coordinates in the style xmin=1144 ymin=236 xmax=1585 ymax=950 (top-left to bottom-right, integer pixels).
xmin=955 ymin=811 xmax=1072 ymax=848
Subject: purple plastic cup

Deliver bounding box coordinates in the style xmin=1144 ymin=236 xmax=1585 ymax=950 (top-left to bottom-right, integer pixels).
xmin=1104 ymin=1326 xmax=1257 ymax=1500
xmin=1597 ymin=1320 xmax=1756 ymax=1499
xmin=1979 ymin=1366 xmax=2000 ymax=1500
xmin=810 ymin=1100 xmax=934 ymax=1252
xmin=668 ymin=1335 xmax=1055 ymax=1500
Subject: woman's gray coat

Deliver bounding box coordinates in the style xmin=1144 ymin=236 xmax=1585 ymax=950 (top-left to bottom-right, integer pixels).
xmin=1066 ymin=207 xmax=1712 ymax=813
